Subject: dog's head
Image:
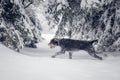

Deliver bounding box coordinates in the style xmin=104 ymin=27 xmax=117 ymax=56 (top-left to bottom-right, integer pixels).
xmin=48 ymin=38 xmax=59 ymax=48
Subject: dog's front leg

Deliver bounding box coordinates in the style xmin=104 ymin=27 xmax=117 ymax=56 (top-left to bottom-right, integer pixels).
xmin=52 ymin=51 xmax=65 ymax=58
xmin=68 ymin=52 xmax=72 ymax=59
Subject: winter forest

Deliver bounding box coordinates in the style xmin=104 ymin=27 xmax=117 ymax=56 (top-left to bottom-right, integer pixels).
xmin=0 ymin=0 xmax=120 ymax=52
xmin=0 ymin=0 xmax=120 ymax=80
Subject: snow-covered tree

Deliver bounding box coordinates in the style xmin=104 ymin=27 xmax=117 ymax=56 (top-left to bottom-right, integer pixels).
xmin=0 ymin=0 xmax=42 ymax=51
xmin=46 ymin=0 xmax=120 ymax=52
xmin=45 ymin=0 xmax=81 ymax=38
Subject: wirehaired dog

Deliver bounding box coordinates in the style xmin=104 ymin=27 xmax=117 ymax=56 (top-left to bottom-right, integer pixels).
xmin=48 ymin=38 xmax=102 ymax=60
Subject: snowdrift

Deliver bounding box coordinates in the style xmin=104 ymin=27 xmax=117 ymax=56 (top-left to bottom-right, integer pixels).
xmin=0 ymin=42 xmax=120 ymax=80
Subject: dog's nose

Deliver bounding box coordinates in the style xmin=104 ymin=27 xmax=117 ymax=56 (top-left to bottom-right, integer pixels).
xmin=48 ymin=43 xmax=55 ymax=48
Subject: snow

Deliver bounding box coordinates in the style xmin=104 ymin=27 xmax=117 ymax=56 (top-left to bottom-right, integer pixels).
xmin=0 ymin=33 xmax=120 ymax=80
xmin=1 ymin=0 xmax=120 ymax=80
xmin=81 ymin=0 xmax=99 ymax=7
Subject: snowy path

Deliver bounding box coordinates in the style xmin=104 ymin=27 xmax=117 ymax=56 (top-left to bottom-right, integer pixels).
xmin=20 ymin=34 xmax=102 ymax=59
xmin=0 ymin=34 xmax=120 ymax=80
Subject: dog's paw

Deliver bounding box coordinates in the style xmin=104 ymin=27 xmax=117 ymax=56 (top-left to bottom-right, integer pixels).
xmin=51 ymin=56 xmax=55 ymax=58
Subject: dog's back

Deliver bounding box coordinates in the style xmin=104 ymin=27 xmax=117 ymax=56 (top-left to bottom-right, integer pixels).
xmin=59 ymin=39 xmax=97 ymax=51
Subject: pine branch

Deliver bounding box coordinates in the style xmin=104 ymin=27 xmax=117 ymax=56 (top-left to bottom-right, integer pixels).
xmin=22 ymin=0 xmax=33 ymax=9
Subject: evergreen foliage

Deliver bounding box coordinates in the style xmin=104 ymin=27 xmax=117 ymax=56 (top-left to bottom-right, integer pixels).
xmin=46 ymin=0 xmax=120 ymax=52
xmin=0 ymin=0 xmax=42 ymax=51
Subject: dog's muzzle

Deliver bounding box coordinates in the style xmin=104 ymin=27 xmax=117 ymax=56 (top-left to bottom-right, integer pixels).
xmin=48 ymin=43 xmax=55 ymax=48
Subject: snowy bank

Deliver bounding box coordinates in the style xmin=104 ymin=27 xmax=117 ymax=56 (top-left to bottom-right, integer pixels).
xmin=1 ymin=35 xmax=120 ymax=80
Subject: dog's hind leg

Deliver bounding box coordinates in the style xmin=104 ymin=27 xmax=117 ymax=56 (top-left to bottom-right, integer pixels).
xmin=68 ymin=52 xmax=72 ymax=59
xmin=86 ymin=47 xmax=103 ymax=60
xmin=89 ymin=52 xmax=103 ymax=60
xmin=52 ymin=51 xmax=65 ymax=58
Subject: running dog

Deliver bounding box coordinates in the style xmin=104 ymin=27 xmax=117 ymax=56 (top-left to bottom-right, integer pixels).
xmin=48 ymin=38 xmax=102 ymax=60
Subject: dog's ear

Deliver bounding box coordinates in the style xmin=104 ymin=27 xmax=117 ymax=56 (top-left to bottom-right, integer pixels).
xmin=54 ymin=38 xmax=59 ymax=41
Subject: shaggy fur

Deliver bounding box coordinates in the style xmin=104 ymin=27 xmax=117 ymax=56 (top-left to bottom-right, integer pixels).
xmin=49 ymin=38 xmax=102 ymax=60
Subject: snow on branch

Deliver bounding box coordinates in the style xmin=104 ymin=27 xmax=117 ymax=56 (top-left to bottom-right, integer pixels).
xmin=22 ymin=0 xmax=33 ymax=8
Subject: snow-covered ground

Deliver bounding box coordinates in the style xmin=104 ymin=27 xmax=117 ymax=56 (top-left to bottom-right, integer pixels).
xmin=0 ymin=34 xmax=120 ymax=80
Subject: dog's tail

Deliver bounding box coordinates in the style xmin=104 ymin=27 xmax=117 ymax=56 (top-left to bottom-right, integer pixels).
xmin=90 ymin=40 xmax=98 ymax=44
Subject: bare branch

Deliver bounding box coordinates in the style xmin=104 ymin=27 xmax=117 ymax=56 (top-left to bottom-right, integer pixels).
xmin=24 ymin=1 xmax=33 ymax=8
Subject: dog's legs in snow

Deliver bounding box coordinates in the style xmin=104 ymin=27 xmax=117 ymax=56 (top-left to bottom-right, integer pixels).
xmin=87 ymin=47 xmax=103 ymax=60
xmin=52 ymin=51 xmax=65 ymax=58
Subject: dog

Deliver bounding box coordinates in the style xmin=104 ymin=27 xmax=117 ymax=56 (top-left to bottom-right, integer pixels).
xmin=48 ymin=38 xmax=102 ymax=60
